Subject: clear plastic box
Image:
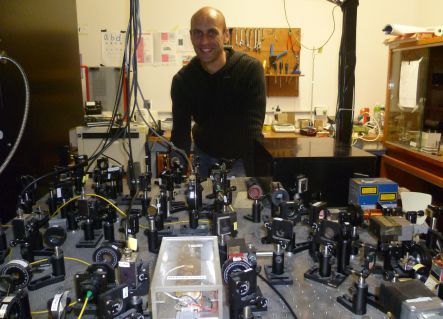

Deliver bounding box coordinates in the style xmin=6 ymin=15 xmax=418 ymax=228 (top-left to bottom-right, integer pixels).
xmin=150 ymin=236 xmax=223 ymax=319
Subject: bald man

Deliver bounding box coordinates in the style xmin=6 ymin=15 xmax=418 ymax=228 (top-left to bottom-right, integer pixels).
xmin=170 ymin=7 xmax=266 ymax=178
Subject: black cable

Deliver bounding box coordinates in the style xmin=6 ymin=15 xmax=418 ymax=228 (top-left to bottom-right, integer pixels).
xmin=282 ymin=0 xmax=338 ymax=51
xmin=85 ymin=10 xmax=135 ymax=170
xmin=20 ymin=162 xmax=86 ymax=197
xmin=20 ymin=0 xmax=145 ymax=204
xmin=257 ymin=272 xmax=298 ymax=319
xmin=101 ymin=154 xmax=123 ymax=167
xmin=123 ymin=0 xmax=143 ymax=217
xmin=137 ymin=82 xmax=160 ymax=131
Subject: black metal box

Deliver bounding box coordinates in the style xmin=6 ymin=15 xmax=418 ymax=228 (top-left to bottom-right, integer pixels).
xmin=254 ymin=137 xmax=376 ymax=207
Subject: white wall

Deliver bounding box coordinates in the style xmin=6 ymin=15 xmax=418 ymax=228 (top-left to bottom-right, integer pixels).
xmin=417 ymin=1 xmax=443 ymax=26
xmin=76 ymin=0 xmax=435 ymax=118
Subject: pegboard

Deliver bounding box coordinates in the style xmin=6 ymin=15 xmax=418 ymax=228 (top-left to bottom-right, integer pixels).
xmin=229 ymin=27 xmax=302 ymax=97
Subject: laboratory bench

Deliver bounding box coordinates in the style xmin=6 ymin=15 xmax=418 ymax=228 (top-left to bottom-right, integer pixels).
xmin=0 ymin=178 xmax=389 ymax=319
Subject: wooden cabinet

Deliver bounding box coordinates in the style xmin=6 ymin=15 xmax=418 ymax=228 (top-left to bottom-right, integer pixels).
xmin=381 ymin=36 xmax=443 ymax=204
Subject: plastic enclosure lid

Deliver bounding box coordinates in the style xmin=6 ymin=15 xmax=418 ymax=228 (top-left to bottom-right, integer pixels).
xmin=150 ymin=236 xmax=223 ymax=318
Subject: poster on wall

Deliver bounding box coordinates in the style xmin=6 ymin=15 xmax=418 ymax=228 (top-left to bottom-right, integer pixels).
xmin=155 ymin=31 xmax=177 ymax=65
xmin=137 ymin=32 xmax=154 ymax=64
xmin=177 ymin=28 xmax=195 ymax=65
xmin=101 ymin=30 xmax=126 ymax=67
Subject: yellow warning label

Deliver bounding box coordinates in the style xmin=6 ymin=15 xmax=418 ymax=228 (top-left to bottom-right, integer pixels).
xmin=380 ymin=193 xmax=396 ymax=201
xmin=413 ymin=263 xmax=424 ymax=271
xmin=361 ymin=187 xmax=377 ymax=195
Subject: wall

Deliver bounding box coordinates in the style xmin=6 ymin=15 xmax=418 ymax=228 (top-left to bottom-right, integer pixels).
xmin=417 ymin=1 xmax=443 ymax=26
xmin=76 ymin=0 xmax=429 ymax=118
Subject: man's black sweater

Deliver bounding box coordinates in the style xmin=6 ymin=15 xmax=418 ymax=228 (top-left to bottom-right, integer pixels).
xmin=170 ymin=48 xmax=266 ymax=174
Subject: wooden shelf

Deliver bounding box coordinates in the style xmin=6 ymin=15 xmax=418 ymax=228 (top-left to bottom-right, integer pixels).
xmin=384 ymin=141 xmax=443 ymax=168
xmin=265 ymin=74 xmax=302 ymax=97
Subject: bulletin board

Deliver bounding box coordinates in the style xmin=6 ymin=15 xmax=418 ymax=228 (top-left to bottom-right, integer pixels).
xmin=229 ymin=27 xmax=302 ymax=97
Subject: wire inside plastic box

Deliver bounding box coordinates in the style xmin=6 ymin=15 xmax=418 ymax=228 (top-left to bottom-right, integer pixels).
xmin=150 ymin=236 xmax=223 ymax=319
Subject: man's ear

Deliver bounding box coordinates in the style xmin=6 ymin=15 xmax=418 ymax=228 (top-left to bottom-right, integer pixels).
xmin=223 ymin=29 xmax=230 ymax=44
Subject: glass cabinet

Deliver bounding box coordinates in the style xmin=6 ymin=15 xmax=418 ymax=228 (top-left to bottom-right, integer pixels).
xmin=382 ymin=37 xmax=443 ymax=203
xmin=385 ymin=47 xmax=430 ymax=149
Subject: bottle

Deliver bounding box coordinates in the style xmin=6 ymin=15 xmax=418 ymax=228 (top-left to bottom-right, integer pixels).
xmin=380 ymin=105 xmax=385 ymax=130
xmin=374 ymin=103 xmax=385 ymax=131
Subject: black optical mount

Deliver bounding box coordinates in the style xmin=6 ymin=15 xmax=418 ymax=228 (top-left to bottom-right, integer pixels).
xmin=337 ymin=244 xmax=381 ymax=315
xmin=228 ymin=268 xmax=268 ymax=319
xmin=145 ymin=213 xmax=174 ymax=254
xmin=158 ymin=156 xmax=187 ymax=216
xmin=244 ymin=198 xmax=264 ymax=223
xmin=18 ymin=175 xmax=38 ymax=214
xmin=139 ymin=174 xmax=151 ymax=215
xmin=72 ymin=154 xmax=88 ymax=194
xmin=269 ymin=182 xmax=290 ymax=218
xmin=46 ymin=175 xmax=75 ymax=218
xmin=28 ymin=226 xmax=67 ymax=290
xmin=10 ymin=210 xmax=53 ymax=262
xmin=304 ymin=219 xmax=349 ymax=288
xmin=426 ymin=205 xmax=443 ymax=254
xmin=93 ymin=160 xmax=124 ymax=200
xmin=179 ymin=174 xmax=210 ymax=235
xmin=262 ymin=218 xmax=294 ymax=285
xmin=75 ymin=195 xmax=104 ymax=248
xmin=0 ymin=229 xmax=11 ymax=264
xmin=206 ymin=162 xmax=236 ymax=204
xmin=261 ymin=214 xmax=314 ymax=257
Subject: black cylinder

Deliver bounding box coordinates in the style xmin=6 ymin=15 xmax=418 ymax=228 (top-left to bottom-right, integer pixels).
xmin=426 ymin=229 xmax=437 ymax=250
xmin=383 ymin=248 xmax=393 ymax=271
xmin=197 ymin=184 xmax=203 ymax=209
xmin=272 ymin=249 xmax=284 ymax=275
xmin=189 ymin=210 xmax=199 ymax=229
xmin=51 ymin=253 xmax=65 ymax=277
xmin=226 ymin=180 xmax=233 ymax=204
xmin=337 ymin=239 xmax=351 ymax=274
xmin=109 ymin=181 xmax=117 ymax=199
xmin=406 ymin=211 xmax=417 ymax=224
xmin=309 ymin=239 xmax=320 ymax=262
xmin=21 ymin=243 xmax=35 ymax=262
xmin=0 ymin=229 xmax=7 ymax=250
xmin=103 ymin=221 xmax=115 ymax=242
xmin=60 ymin=205 xmax=69 ymax=219
xmin=159 ymin=192 xmax=168 ymax=216
xmin=351 ymin=227 xmax=359 ymax=256
xmin=155 ymin=214 xmax=164 ymax=231
xmin=352 ymin=281 xmax=368 ymax=315
xmin=141 ymin=193 xmax=149 ymax=215
xmin=66 ymin=213 xmax=78 ymax=231
xmin=47 ymin=190 xmax=57 ymax=214
xmin=319 ymin=251 xmax=331 ymax=277
xmin=29 ymin=228 xmax=44 ymax=251
xmin=437 ymin=283 xmax=443 ymax=299
xmin=83 ymin=219 xmax=94 ymax=241
xmin=219 ymin=243 xmax=228 ymax=267
xmin=129 ymin=296 xmax=143 ymax=313
xmin=92 ymin=217 xmax=102 ymax=230
xmin=252 ymin=200 xmax=261 ymax=223
xmin=147 ymin=229 xmax=159 ymax=254
xmin=129 ymin=214 xmax=139 ymax=235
